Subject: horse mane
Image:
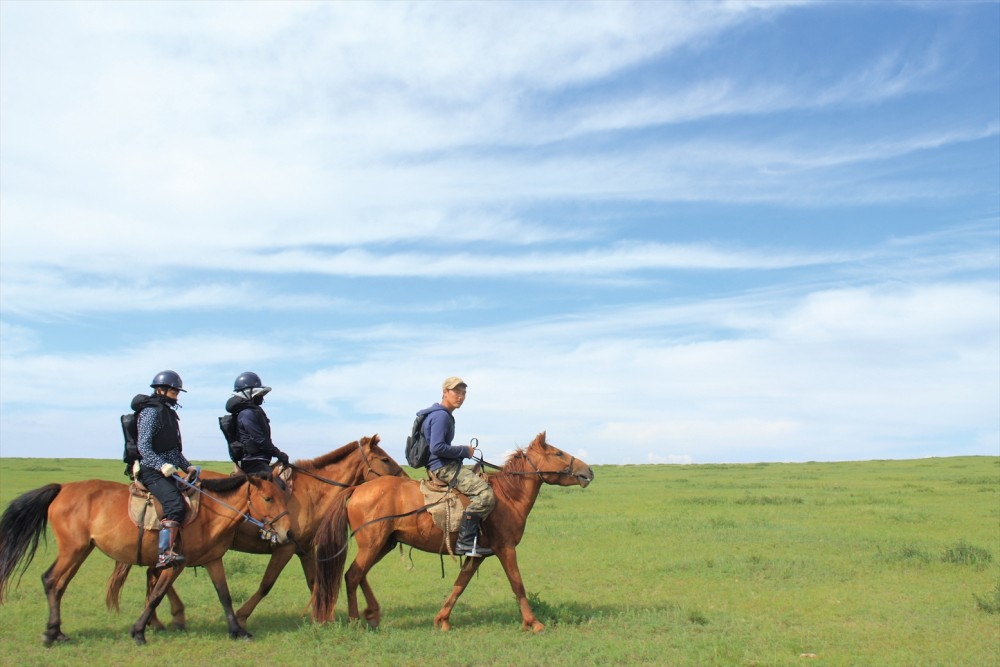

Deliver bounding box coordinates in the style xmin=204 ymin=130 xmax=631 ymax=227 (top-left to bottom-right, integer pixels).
xmin=488 ymin=448 xmax=534 ymax=503
xmin=297 ymin=440 xmax=360 ymax=470
xmin=201 ymin=474 xmax=249 ymax=494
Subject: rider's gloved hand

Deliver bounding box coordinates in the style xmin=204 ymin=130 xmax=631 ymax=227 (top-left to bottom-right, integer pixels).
xmin=276 ymin=452 xmax=290 ymax=466
xmin=160 ymin=463 xmax=178 ymax=478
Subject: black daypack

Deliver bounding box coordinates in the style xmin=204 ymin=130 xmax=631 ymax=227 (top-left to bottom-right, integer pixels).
xmin=405 ymin=409 xmax=453 ymax=468
xmin=121 ymin=394 xmax=149 ymax=478
xmin=219 ymin=414 xmax=244 ymax=463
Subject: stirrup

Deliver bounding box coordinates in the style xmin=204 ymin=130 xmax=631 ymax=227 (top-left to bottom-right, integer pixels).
xmin=156 ymin=552 xmax=186 ymax=569
xmin=457 ymin=537 xmax=493 ymax=558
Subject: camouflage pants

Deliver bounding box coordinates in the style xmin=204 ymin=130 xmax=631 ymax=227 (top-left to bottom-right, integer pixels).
xmin=431 ymin=461 xmax=496 ymax=518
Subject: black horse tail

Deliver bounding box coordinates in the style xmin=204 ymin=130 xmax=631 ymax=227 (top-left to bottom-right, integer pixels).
xmin=106 ymin=561 xmax=133 ymax=612
xmin=0 ymin=483 xmax=61 ymax=604
xmin=311 ymin=486 xmax=356 ymax=623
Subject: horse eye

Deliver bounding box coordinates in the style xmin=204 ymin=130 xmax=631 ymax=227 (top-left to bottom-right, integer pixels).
xmin=263 ymin=495 xmax=272 ymax=502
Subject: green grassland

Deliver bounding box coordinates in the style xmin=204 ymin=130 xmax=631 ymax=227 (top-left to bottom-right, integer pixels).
xmin=0 ymin=456 xmax=997 ymax=666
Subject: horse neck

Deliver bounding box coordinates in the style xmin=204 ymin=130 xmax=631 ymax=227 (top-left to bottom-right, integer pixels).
xmin=314 ymin=448 xmax=369 ymax=485
xmin=292 ymin=452 xmax=367 ymax=522
xmin=200 ymin=483 xmax=253 ymax=536
xmin=492 ymin=462 xmax=545 ymax=523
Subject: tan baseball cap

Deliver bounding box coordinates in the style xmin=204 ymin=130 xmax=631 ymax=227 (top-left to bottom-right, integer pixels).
xmin=442 ymin=376 xmax=467 ymax=390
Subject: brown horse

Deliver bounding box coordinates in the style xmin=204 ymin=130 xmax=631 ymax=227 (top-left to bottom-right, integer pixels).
xmin=107 ymin=435 xmax=405 ymax=629
xmin=312 ymin=432 xmax=594 ymax=632
xmin=0 ymin=474 xmax=292 ymax=646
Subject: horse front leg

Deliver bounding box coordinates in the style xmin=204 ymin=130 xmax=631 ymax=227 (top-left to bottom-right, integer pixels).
xmin=433 ymin=557 xmax=484 ymax=632
xmin=143 ymin=567 xmax=186 ymax=631
xmin=41 ymin=544 xmax=94 ymax=647
xmin=494 ymin=546 xmax=544 ymax=633
xmin=235 ymin=545 xmax=296 ymax=629
xmin=201 ymin=558 xmax=251 ymax=640
xmin=130 ymin=566 xmax=184 ymax=645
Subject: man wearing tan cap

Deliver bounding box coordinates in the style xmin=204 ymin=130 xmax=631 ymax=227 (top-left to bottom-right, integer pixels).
xmin=414 ymin=376 xmax=496 ymax=557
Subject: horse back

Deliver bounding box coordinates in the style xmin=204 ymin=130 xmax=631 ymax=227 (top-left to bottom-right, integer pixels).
xmin=346 ymin=476 xmax=434 ymax=541
xmin=47 ymin=480 xmax=132 ymax=551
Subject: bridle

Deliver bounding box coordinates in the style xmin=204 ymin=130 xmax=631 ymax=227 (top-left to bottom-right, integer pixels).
xmin=245 ymin=481 xmax=289 ymax=543
xmin=173 ymin=473 xmax=288 ymax=543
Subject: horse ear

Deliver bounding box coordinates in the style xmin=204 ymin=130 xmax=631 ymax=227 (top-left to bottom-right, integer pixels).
xmin=371 ymin=433 xmax=380 ymax=445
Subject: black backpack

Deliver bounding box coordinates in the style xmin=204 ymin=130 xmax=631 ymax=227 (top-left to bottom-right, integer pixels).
xmin=219 ymin=414 xmax=244 ymax=463
xmin=405 ymin=409 xmax=452 ymax=468
xmin=121 ymin=394 xmax=149 ymax=478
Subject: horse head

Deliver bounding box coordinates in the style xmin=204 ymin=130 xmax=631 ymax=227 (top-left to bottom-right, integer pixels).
xmin=524 ymin=432 xmax=594 ymax=488
xmin=245 ymin=476 xmax=294 ymax=544
xmin=359 ymin=434 xmax=407 ymax=480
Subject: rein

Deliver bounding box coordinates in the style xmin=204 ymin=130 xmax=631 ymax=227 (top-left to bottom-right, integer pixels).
xmin=474 ymin=450 xmax=579 ymax=479
xmin=172 ymin=474 xmax=288 ymax=542
xmin=286 ymin=439 xmax=388 ymax=488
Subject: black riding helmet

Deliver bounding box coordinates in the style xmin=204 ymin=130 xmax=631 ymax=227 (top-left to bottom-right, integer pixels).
xmin=234 ymin=371 xmax=263 ymax=392
xmin=234 ymin=371 xmax=271 ymax=399
xmin=150 ymin=370 xmax=186 ymax=392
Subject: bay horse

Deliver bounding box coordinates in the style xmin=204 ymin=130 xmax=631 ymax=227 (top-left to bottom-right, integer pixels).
xmin=107 ymin=434 xmax=405 ymax=629
xmin=312 ymin=432 xmax=594 ymax=632
xmin=0 ymin=474 xmax=292 ymax=646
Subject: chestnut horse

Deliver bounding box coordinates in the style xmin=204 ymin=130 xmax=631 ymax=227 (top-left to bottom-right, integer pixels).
xmin=312 ymin=432 xmax=594 ymax=632
xmin=0 ymin=474 xmax=292 ymax=646
xmin=107 ymin=435 xmax=405 ymax=629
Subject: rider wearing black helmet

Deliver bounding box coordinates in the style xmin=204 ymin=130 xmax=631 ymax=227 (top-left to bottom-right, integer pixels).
xmin=135 ymin=370 xmax=197 ymax=569
xmin=225 ymin=371 xmax=290 ymax=478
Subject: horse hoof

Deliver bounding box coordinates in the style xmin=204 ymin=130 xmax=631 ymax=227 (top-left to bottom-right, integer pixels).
xmin=42 ymin=631 xmax=69 ymax=647
xmin=229 ymin=630 xmax=253 ymax=641
xmin=171 ymin=622 xmax=186 ymax=631
xmin=131 ymin=632 xmax=146 ymax=646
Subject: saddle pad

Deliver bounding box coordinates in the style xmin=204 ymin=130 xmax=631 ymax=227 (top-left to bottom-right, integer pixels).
xmin=418 ymin=479 xmax=467 ymax=534
xmin=128 ymin=483 xmax=200 ymax=530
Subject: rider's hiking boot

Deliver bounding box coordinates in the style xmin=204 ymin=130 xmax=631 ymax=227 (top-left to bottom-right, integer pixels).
xmin=156 ymin=519 xmax=185 ymax=569
xmin=455 ymin=512 xmax=493 ymax=557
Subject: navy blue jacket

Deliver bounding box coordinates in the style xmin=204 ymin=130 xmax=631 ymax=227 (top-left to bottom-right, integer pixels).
xmin=419 ymin=403 xmax=467 ymax=472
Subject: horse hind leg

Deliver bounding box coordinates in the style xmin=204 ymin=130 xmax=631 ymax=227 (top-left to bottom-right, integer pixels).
xmin=41 ymin=543 xmax=94 ymax=646
xmin=357 ymin=540 xmax=399 ymax=629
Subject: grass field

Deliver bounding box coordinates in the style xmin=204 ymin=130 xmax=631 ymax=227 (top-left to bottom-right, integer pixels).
xmin=0 ymin=455 xmax=997 ymax=666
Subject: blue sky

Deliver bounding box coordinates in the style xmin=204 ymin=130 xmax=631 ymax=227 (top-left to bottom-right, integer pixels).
xmin=1 ymin=1 xmax=997 ymax=465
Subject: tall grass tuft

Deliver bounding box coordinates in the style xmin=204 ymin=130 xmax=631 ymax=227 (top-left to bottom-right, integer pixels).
xmin=974 ymin=581 xmax=1000 ymax=614
xmin=941 ymin=540 xmax=993 ymax=566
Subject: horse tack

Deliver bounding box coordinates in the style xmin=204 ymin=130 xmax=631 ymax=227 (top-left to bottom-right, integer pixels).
xmin=417 ymin=479 xmax=467 ymax=535
xmin=127 ymin=482 xmax=201 ymax=531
